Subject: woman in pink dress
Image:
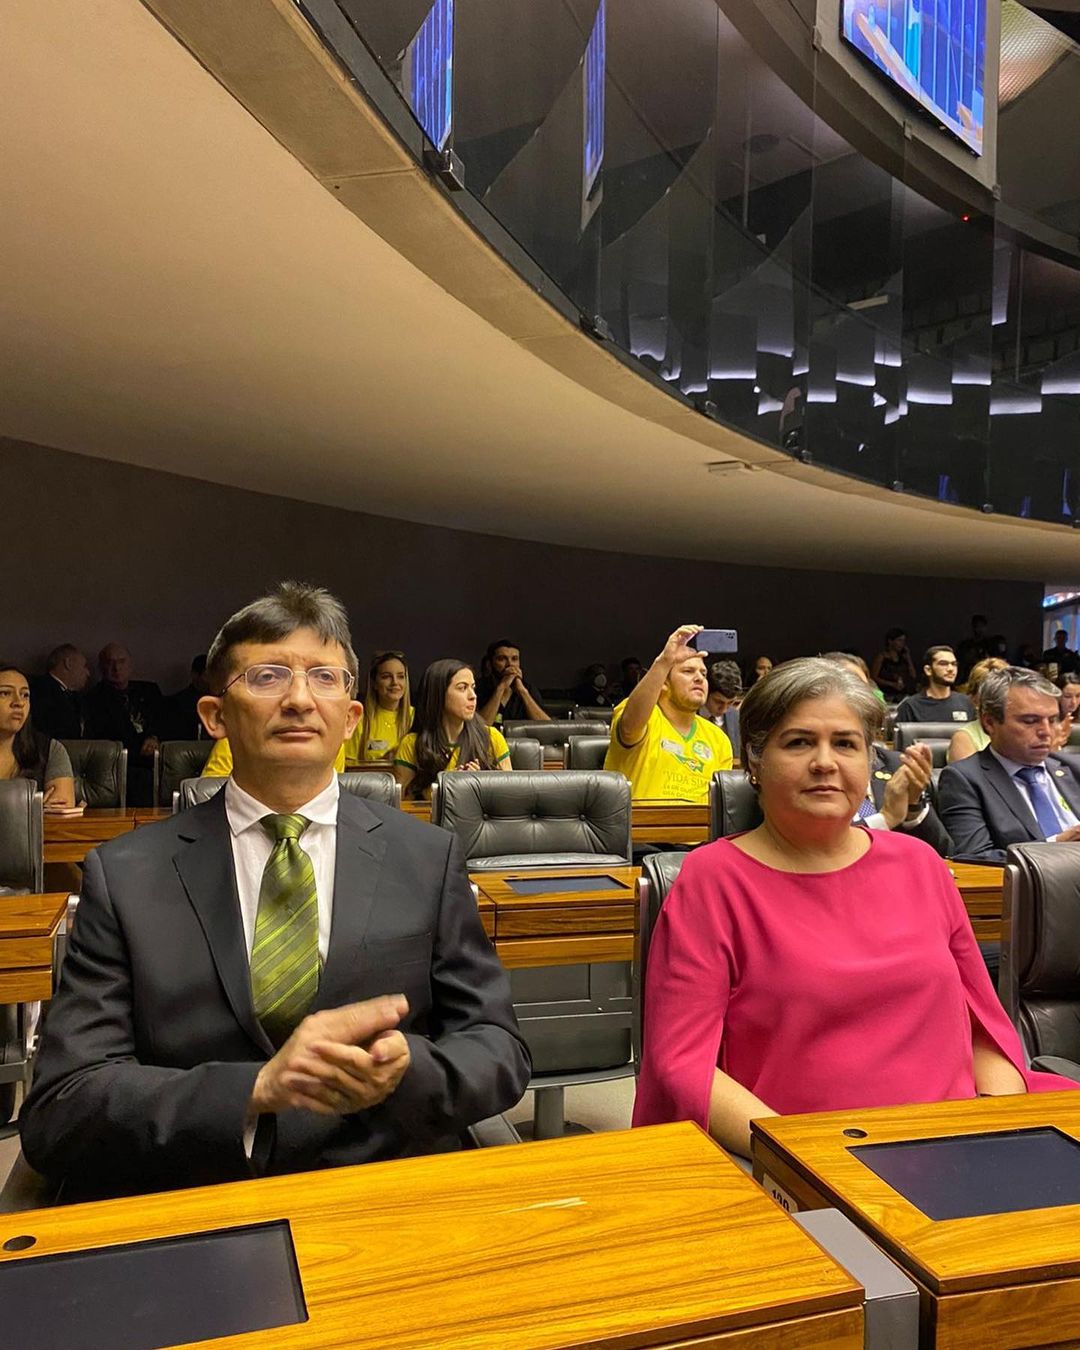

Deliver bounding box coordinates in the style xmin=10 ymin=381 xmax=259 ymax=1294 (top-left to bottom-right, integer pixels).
xmin=633 ymin=657 xmax=1073 ymax=1158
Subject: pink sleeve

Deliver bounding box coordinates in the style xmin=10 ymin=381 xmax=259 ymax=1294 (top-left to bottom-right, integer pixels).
xmin=942 ymin=866 xmax=1079 ymax=1095
xmin=632 ymin=858 xmax=733 ymax=1130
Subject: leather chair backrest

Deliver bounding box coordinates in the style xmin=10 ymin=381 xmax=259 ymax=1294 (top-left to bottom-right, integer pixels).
xmin=633 ymin=851 xmax=687 ymax=1066
xmin=708 ymin=770 xmax=763 ymax=841
xmin=158 ymin=741 xmax=213 ymax=805
xmin=882 ymin=707 xmax=899 ymax=742
xmin=894 ymin=722 xmax=971 ymax=751
xmin=0 ymin=779 xmax=43 ymax=893
xmin=573 ymin=706 xmax=614 ymax=724
xmin=917 ymin=738 xmax=952 ymax=769
xmin=177 ymin=772 xmax=400 ymax=812
xmin=1001 ymin=841 xmax=1080 ymax=1062
xmin=502 ymin=719 xmax=607 ymax=746
xmin=60 ymin=739 xmax=127 ymax=809
xmin=566 ymin=735 xmax=610 ymax=771
xmin=431 ymin=770 xmax=632 ymax=869
xmin=506 ymin=738 xmax=542 ymax=771
xmin=339 ymin=771 xmax=399 ymax=806
xmin=1068 ymin=724 xmax=1080 ymax=748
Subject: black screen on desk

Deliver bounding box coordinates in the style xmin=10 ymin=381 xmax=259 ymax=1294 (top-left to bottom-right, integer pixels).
xmin=505 ymin=874 xmax=631 ymax=896
xmin=0 ymin=1219 xmax=307 ymax=1350
xmin=850 ymin=1127 xmax=1080 ymax=1220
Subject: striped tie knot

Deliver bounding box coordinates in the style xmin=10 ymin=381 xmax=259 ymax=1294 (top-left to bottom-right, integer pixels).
xmin=260 ymin=813 xmax=310 ymax=844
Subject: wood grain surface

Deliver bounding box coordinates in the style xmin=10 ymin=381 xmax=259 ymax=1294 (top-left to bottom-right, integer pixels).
xmin=0 ymin=892 xmax=66 ymax=1002
xmin=631 ymin=801 xmax=710 ymax=846
xmin=950 ymin=863 xmax=1004 ymax=942
xmin=0 ymin=1124 xmax=862 ymax=1350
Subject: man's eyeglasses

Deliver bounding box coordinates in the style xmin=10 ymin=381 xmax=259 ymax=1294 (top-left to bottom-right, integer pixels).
xmin=220 ymin=665 xmax=355 ymax=699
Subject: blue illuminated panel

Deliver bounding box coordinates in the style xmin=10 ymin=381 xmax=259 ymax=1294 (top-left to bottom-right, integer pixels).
xmin=407 ymin=0 xmax=453 ymax=151
xmin=583 ymin=0 xmax=605 ymax=197
xmin=841 ymin=0 xmax=986 ymax=155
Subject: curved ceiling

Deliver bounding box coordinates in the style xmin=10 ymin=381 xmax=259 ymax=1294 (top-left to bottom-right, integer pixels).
xmin=2 ymin=0 xmax=1079 ymax=581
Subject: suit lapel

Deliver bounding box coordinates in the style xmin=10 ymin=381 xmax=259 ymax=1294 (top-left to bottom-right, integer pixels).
xmin=173 ymin=792 xmax=274 ymax=1055
xmin=979 ymin=749 xmax=1041 ymax=837
xmin=312 ymin=794 xmax=388 ymax=1013
xmin=1047 ymin=754 xmax=1080 ymax=819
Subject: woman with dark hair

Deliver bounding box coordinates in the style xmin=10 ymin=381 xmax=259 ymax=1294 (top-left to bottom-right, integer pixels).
xmin=346 ymin=651 xmax=413 ymax=764
xmin=393 ymin=660 xmax=511 ymax=800
xmin=870 ymin=628 xmax=916 ymax=700
xmin=0 ymin=664 xmax=76 ymax=806
xmin=634 ymin=657 xmax=1074 ymax=1158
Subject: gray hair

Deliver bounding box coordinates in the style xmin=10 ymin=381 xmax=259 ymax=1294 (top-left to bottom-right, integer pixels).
xmin=206 ymin=581 xmax=358 ymax=693
xmin=740 ymin=657 xmax=883 ymax=783
xmin=978 ymin=666 xmax=1061 ymax=723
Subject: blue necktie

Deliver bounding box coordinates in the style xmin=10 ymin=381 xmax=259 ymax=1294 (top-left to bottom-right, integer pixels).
xmin=1015 ymin=766 xmax=1061 ymax=840
xmin=855 ymin=794 xmax=876 ymax=821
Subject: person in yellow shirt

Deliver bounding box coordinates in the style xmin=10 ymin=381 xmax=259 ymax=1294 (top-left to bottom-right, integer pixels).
xmin=605 ymin=623 xmax=732 ymax=803
xmin=394 ymin=659 xmax=511 ymax=801
xmin=345 ymin=651 xmax=413 ymax=765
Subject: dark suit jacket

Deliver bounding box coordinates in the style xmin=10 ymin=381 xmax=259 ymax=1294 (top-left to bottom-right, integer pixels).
xmin=28 ymin=675 xmax=83 ymax=741
xmin=938 ymin=748 xmax=1080 ymax=864
xmin=83 ymin=679 xmax=163 ymax=753
xmin=21 ymin=790 xmax=531 ymax=1199
xmin=871 ymin=747 xmax=952 ymax=858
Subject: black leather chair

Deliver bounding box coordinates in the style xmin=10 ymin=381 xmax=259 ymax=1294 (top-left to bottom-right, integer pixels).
xmin=157 ymin=740 xmax=212 ymax=805
xmin=893 ymin=722 xmax=971 ymax=752
xmin=708 ymin=770 xmax=762 ymax=841
xmin=882 ymin=707 xmax=899 ymax=743
xmin=430 ymin=769 xmax=631 ymax=869
xmin=431 ymin=769 xmax=634 ymax=1138
xmin=502 ymin=719 xmax=607 ymax=764
xmin=175 ymin=771 xmax=399 ymax=812
xmin=633 ymin=851 xmax=687 ymax=1069
xmin=0 ymin=779 xmax=44 ymax=894
xmin=60 ymin=739 xmax=127 ymax=809
xmin=1000 ymin=841 xmax=1080 ymax=1082
xmin=506 ymin=738 xmax=542 ymax=771
xmin=573 ymin=706 xmax=614 ymax=724
xmin=566 ymin=735 xmax=610 ymax=771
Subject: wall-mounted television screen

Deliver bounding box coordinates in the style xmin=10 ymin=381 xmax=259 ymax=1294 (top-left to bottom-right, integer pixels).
xmin=841 ymin=1 xmax=987 ymax=155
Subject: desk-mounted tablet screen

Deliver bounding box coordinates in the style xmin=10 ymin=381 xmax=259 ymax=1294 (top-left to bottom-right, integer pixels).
xmin=0 ymin=1220 xmax=306 ymax=1350
xmin=505 ymin=874 xmax=631 ymax=896
xmin=850 ymin=1128 xmax=1080 ymax=1220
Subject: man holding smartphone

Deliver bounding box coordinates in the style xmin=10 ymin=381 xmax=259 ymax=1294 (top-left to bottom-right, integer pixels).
xmin=604 ymin=624 xmax=733 ymax=803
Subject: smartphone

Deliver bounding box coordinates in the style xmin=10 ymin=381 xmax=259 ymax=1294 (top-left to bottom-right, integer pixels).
xmin=690 ymin=629 xmax=738 ymax=654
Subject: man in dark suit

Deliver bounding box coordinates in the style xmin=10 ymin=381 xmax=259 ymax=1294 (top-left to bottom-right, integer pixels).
xmin=83 ymin=642 xmax=164 ymax=805
xmin=28 ymin=643 xmax=89 ymax=740
xmin=938 ymin=666 xmax=1080 ymax=863
xmin=22 ymin=582 xmax=530 ymax=1199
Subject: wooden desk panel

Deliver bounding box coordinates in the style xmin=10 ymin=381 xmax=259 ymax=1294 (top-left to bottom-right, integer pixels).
xmin=950 ymin=863 xmax=1004 ymax=942
xmin=632 ymin=800 xmax=710 ymax=846
xmin=43 ymin=808 xmax=137 ymax=863
xmin=0 ymin=1124 xmax=862 ymax=1350
xmin=0 ymin=892 xmax=67 ymax=1002
xmin=753 ymin=1092 xmax=1080 ymax=1350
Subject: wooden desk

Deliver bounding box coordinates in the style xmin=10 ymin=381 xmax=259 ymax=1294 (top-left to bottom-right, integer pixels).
xmin=753 ymin=1091 xmax=1080 ymax=1349
xmin=0 ymin=891 xmax=67 ymax=1002
xmin=43 ymin=807 xmax=136 ymax=863
xmin=949 ymin=862 xmax=1004 ymax=943
xmin=472 ymin=865 xmax=640 ymax=969
xmin=632 ymin=799 xmax=709 ymax=846
xmin=0 ymin=1124 xmax=863 ymax=1349
xmin=400 ymin=799 xmax=432 ymax=822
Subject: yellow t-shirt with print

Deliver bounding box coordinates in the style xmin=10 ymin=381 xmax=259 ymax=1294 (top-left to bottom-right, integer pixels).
xmin=344 ymin=704 xmax=414 ymax=765
xmin=201 ymin=736 xmax=347 ymax=777
xmin=394 ymin=727 xmax=511 ymax=799
xmin=604 ymin=699 xmax=732 ymax=803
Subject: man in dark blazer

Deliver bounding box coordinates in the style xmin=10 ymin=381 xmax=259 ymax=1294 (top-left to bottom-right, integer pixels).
xmin=28 ymin=643 xmax=89 ymax=740
xmin=22 ymin=583 xmax=530 ymax=1200
xmin=938 ymin=666 xmax=1080 ymax=863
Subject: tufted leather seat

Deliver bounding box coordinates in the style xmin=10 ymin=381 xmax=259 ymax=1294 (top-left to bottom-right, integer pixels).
xmin=894 ymin=722 xmax=974 ymax=752
xmin=708 ymin=769 xmax=762 ymax=841
xmin=505 ymin=738 xmax=542 ymax=771
xmin=0 ymin=779 xmax=43 ymax=894
xmin=503 ymin=719 xmax=607 ymax=764
xmin=566 ymin=735 xmax=610 ymax=771
xmin=1001 ymin=842 xmax=1080 ymax=1082
xmin=572 ymin=705 xmax=614 ymax=724
xmin=431 ymin=770 xmax=631 ymax=869
xmin=60 ymin=739 xmax=127 ymax=809
xmin=633 ymin=851 xmax=687 ymax=1067
xmin=157 ymin=740 xmax=213 ymax=805
xmin=175 ymin=771 xmax=399 ymax=813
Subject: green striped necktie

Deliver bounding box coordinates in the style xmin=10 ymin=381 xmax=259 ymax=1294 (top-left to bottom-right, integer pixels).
xmin=251 ymin=813 xmax=320 ymax=1048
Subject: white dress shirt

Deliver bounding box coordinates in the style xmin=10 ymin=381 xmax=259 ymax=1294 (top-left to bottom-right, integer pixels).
xmin=224 ymin=775 xmax=339 ymax=963
xmin=990 ymin=748 xmax=1079 ymax=835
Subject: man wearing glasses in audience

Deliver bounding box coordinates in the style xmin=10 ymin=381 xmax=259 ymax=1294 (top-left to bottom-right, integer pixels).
xmin=22 ymin=582 xmax=529 ymax=1200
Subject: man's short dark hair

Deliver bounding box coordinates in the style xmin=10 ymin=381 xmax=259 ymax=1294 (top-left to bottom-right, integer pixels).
xmin=707 ymin=660 xmax=742 ymax=699
xmin=979 ymin=666 xmax=1061 ymax=723
xmin=46 ymin=643 xmax=80 ymax=672
xmin=191 ymin=654 xmax=208 ymax=675
xmin=924 ymin=645 xmax=955 ymax=667
xmin=205 ymin=582 xmax=358 ymax=694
